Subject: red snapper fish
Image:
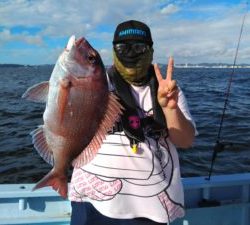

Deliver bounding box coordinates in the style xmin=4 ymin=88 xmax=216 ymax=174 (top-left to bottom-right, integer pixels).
xmin=22 ymin=35 xmax=123 ymax=198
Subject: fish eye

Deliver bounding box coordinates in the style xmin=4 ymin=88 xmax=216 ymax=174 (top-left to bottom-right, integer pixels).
xmin=87 ymin=52 xmax=96 ymax=64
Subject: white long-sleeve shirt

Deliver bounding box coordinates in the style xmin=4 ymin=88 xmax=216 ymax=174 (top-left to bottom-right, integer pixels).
xmin=69 ymin=84 xmax=196 ymax=224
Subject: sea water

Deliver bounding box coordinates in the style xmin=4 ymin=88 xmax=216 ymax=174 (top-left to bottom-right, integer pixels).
xmin=0 ymin=65 xmax=249 ymax=183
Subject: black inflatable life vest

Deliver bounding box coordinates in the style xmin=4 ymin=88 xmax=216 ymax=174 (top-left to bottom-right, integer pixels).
xmin=107 ymin=65 xmax=168 ymax=145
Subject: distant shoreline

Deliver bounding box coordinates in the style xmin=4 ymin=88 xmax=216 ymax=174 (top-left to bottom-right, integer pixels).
xmin=1 ymin=63 xmax=250 ymax=69
xmin=174 ymin=64 xmax=250 ymax=69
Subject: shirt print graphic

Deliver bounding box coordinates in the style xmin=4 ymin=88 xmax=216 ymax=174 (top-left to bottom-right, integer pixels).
xmin=69 ymin=133 xmax=184 ymax=222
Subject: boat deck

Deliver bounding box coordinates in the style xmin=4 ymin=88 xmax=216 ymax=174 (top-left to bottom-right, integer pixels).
xmin=0 ymin=173 xmax=249 ymax=225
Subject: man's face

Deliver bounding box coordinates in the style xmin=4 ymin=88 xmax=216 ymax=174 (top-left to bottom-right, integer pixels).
xmin=113 ymin=41 xmax=151 ymax=67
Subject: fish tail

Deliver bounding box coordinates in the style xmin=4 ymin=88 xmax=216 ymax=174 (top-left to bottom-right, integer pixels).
xmin=32 ymin=169 xmax=68 ymax=199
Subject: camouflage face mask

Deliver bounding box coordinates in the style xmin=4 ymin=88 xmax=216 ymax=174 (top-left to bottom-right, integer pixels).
xmin=113 ymin=48 xmax=153 ymax=86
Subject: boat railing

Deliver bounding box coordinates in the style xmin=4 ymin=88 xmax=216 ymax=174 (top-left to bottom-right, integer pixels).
xmin=0 ymin=173 xmax=249 ymax=225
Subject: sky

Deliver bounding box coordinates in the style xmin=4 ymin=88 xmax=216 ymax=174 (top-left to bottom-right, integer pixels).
xmin=1 ymin=0 xmax=250 ymax=65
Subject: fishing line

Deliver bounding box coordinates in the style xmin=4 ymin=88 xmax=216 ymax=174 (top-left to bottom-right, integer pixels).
xmin=207 ymin=2 xmax=248 ymax=180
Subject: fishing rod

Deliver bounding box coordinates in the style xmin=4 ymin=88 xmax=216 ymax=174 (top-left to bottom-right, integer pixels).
xmin=207 ymin=3 xmax=248 ymax=180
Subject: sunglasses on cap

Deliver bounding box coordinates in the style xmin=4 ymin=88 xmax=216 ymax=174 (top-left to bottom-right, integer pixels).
xmin=114 ymin=42 xmax=150 ymax=55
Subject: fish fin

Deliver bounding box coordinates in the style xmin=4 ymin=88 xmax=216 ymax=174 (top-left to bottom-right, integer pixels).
xmin=33 ymin=169 xmax=68 ymax=199
xmin=72 ymin=93 xmax=124 ymax=167
xmin=30 ymin=126 xmax=54 ymax=166
xmin=22 ymin=81 xmax=49 ymax=103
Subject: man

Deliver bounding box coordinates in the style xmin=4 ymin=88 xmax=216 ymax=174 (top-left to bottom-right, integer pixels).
xmin=69 ymin=20 xmax=196 ymax=225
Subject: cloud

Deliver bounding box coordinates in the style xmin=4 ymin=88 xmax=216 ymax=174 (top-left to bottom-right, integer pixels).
xmin=99 ymin=48 xmax=112 ymax=65
xmin=151 ymin=1 xmax=250 ymax=63
xmin=1 ymin=0 xmax=250 ymax=65
xmin=161 ymin=4 xmax=179 ymax=15
xmin=0 ymin=47 xmax=60 ymax=65
xmin=0 ymin=29 xmax=44 ymax=46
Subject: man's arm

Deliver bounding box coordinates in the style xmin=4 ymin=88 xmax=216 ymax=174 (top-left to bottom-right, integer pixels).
xmin=154 ymin=57 xmax=195 ymax=148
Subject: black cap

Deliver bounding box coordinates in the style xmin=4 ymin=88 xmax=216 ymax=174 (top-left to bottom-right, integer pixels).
xmin=113 ymin=20 xmax=153 ymax=45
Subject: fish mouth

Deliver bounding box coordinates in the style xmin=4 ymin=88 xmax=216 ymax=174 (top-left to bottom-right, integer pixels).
xmin=75 ymin=37 xmax=86 ymax=46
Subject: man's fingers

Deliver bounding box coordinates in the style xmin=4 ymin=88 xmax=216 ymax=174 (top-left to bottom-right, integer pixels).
xmin=163 ymin=80 xmax=177 ymax=93
xmin=169 ymin=80 xmax=177 ymax=91
xmin=155 ymin=57 xmax=174 ymax=82
xmin=154 ymin=63 xmax=163 ymax=82
xmin=167 ymin=88 xmax=179 ymax=98
xmin=166 ymin=56 xmax=174 ymax=81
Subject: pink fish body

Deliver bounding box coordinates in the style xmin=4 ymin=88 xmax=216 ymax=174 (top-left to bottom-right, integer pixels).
xmin=22 ymin=36 xmax=123 ymax=198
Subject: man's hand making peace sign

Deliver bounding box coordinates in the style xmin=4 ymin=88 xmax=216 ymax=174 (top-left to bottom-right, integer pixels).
xmin=154 ymin=57 xmax=178 ymax=109
xmin=154 ymin=57 xmax=195 ymax=148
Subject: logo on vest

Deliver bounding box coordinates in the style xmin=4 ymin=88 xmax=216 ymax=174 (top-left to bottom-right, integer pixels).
xmin=128 ymin=115 xmax=141 ymax=130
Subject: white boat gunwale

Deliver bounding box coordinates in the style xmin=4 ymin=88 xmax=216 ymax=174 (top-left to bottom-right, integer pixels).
xmin=0 ymin=173 xmax=249 ymax=225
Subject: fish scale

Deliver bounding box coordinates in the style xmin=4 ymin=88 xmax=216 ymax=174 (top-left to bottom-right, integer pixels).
xmin=22 ymin=35 xmax=123 ymax=198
